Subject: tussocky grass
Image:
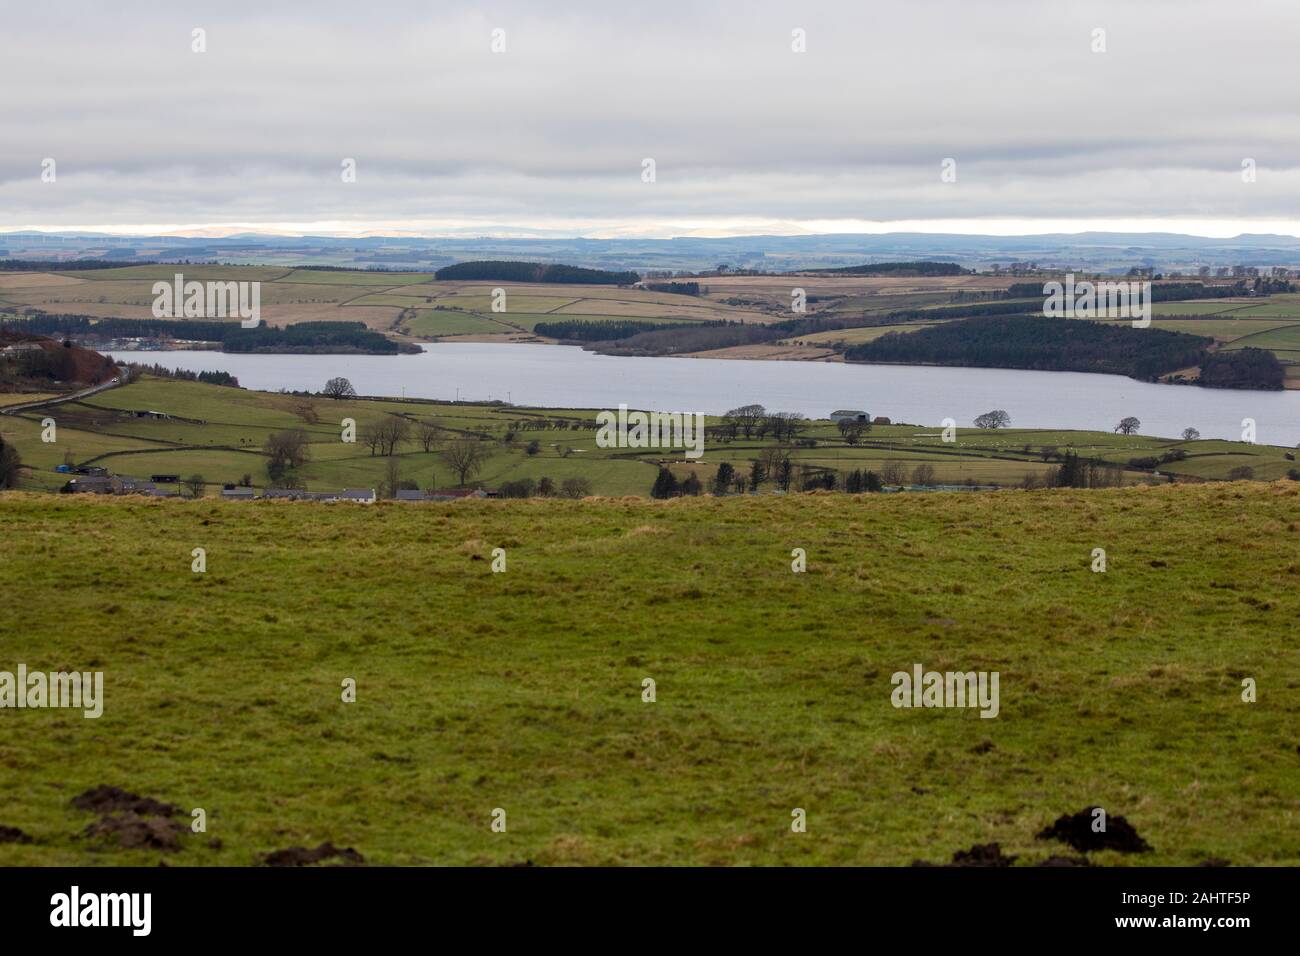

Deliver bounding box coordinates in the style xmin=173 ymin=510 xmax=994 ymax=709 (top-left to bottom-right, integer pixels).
xmin=0 ymin=483 xmax=1296 ymax=866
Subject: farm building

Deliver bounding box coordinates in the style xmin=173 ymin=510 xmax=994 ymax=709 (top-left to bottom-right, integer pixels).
xmin=324 ymin=489 xmax=376 ymax=503
xmin=829 ymin=409 xmax=869 ymax=423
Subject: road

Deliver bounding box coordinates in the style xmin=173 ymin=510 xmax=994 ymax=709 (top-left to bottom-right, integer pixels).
xmin=0 ymin=375 xmax=124 ymax=416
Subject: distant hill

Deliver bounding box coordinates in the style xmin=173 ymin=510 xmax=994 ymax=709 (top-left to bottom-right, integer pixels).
xmin=800 ymin=261 xmax=967 ymax=277
xmin=434 ymin=261 xmax=639 ymax=285
xmin=8 ymin=230 xmax=1300 ymax=274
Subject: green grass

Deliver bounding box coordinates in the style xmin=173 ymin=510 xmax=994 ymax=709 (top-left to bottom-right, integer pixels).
xmin=1220 ymin=323 xmax=1300 ymax=356
xmin=276 ymin=269 xmax=434 ymax=286
xmin=0 ymin=483 xmax=1295 ymax=866
xmin=788 ymin=322 xmax=950 ymax=346
xmin=404 ymin=310 xmax=518 ymax=337
xmin=59 ymin=265 xmax=293 ymax=282
xmin=1151 ymin=301 xmax=1254 ymax=316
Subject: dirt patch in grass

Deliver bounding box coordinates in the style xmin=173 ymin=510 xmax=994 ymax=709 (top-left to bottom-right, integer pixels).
xmin=71 ymin=785 xmax=178 ymax=818
xmin=1036 ymin=807 xmax=1152 ymax=853
xmin=0 ymin=825 xmax=33 ymax=844
xmin=262 ymin=842 xmax=365 ymax=867
xmin=72 ymin=784 xmax=186 ymax=851
xmin=84 ymin=813 xmax=186 ymax=851
xmin=1035 ymin=855 xmax=1093 ymax=867
xmin=912 ymin=842 xmax=1018 ymax=867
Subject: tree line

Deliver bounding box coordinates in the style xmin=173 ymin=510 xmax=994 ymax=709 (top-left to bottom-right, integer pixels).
xmin=1198 ymin=348 xmax=1285 ymax=390
xmin=802 ymin=261 xmax=966 ymax=276
xmin=121 ymin=362 xmax=239 ymax=387
xmin=433 ymin=261 xmax=639 ymax=285
xmin=533 ymin=319 xmax=705 ymax=341
xmin=846 ymin=315 xmax=1212 ymax=381
xmin=0 ymin=259 xmax=152 ymax=271
xmin=2 ymin=314 xmax=411 ymax=354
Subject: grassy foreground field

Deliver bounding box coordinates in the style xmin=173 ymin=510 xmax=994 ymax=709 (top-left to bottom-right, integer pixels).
xmin=0 ymin=485 xmax=1296 ymax=866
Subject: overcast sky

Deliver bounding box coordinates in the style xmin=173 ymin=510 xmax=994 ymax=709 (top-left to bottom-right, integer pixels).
xmin=4 ymin=0 xmax=1300 ymax=238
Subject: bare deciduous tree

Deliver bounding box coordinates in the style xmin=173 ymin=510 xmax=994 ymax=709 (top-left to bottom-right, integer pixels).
xmin=442 ymin=439 xmax=487 ymax=486
xmin=418 ymin=420 xmax=444 ymax=453
xmin=264 ymin=429 xmax=311 ymax=469
xmin=724 ymin=404 xmax=766 ymax=439
xmin=837 ymin=419 xmax=869 ymax=445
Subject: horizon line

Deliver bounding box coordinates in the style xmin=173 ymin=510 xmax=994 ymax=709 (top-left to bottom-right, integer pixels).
xmin=8 ymin=218 xmax=1300 ymax=242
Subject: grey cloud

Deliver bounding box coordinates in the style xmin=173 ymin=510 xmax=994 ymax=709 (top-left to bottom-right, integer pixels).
xmin=2 ymin=0 xmax=1298 ymax=234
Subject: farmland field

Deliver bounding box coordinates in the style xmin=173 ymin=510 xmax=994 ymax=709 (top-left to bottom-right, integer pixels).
xmin=4 ymin=377 xmax=1298 ymax=498
xmin=0 ymin=483 xmax=1295 ymax=866
xmin=0 ymin=266 xmax=771 ymax=344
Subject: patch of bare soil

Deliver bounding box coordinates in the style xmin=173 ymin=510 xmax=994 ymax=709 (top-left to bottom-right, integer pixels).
xmin=72 ymin=785 xmax=186 ymax=852
xmin=262 ymin=842 xmax=366 ymax=867
xmin=84 ymin=813 xmax=186 ymax=851
xmin=71 ymin=785 xmax=178 ymax=818
xmin=912 ymin=842 xmax=1018 ymax=867
xmin=1036 ymin=807 xmax=1152 ymax=854
xmin=1035 ymin=855 xmax=1093 ymax=867
xmin=0 ymin=825 xmax=33 ymax=844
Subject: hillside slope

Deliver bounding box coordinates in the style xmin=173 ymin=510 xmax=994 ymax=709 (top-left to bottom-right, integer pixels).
xmin=0 ymin=485 xmax=1295 ymax=866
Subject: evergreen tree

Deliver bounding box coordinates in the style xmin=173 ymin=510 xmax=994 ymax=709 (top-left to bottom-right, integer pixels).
xmin=651 ymin=467 xmax=679 ymax=499
xmin=712 ymin=461 xmax=735 ymax=495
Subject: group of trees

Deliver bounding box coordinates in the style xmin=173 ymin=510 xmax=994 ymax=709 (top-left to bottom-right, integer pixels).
xmin=122 ymin=362 xmax=239 ymax=387
xmin=4 ymin=314 xmax=410 ymax=355
xmin=651 ymin=455 xmax=951 ymax=499
xmin=1038 ymin=451 xmax=1125 ymax=489
xmin=805 ymin=261 xmax=967 ymax=277
xmin=651 ymin=467 xmax=705 ymax=498
xmin=717 ymin=404 xmax=809 ymax=443
xmin=498 ymin=476 xmax=591 ymax=498
xmin=433 ymin=261 xmax=639 ymax=285
xmin=595 ymin=321 xmax=773 ymax=357
xmin=264 ymin=429 xmax=311 ymax=482
xmin=533 ymin=319 xmax=698 ymax=342
xmin=837 ymin=419 xmax=871 ymax=444
xmin=507 ymin=417 xmax=586 ymax=432
xmin=361 ymin=418 xmax=411 ymax=456
xmin=643 ymin=281 xmax=702 ymax=295
xmin=222 ymin=322 xmax=414 ymax=355
xmin=846 ymin=315 xmax=1213 ymax=382
xmin=1198 ymin=348 xmax=1285 ymax=390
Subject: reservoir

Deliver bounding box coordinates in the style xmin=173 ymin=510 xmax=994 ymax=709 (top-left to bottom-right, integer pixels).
xmin=108 ymin=343 xmax=1300 ymax=446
